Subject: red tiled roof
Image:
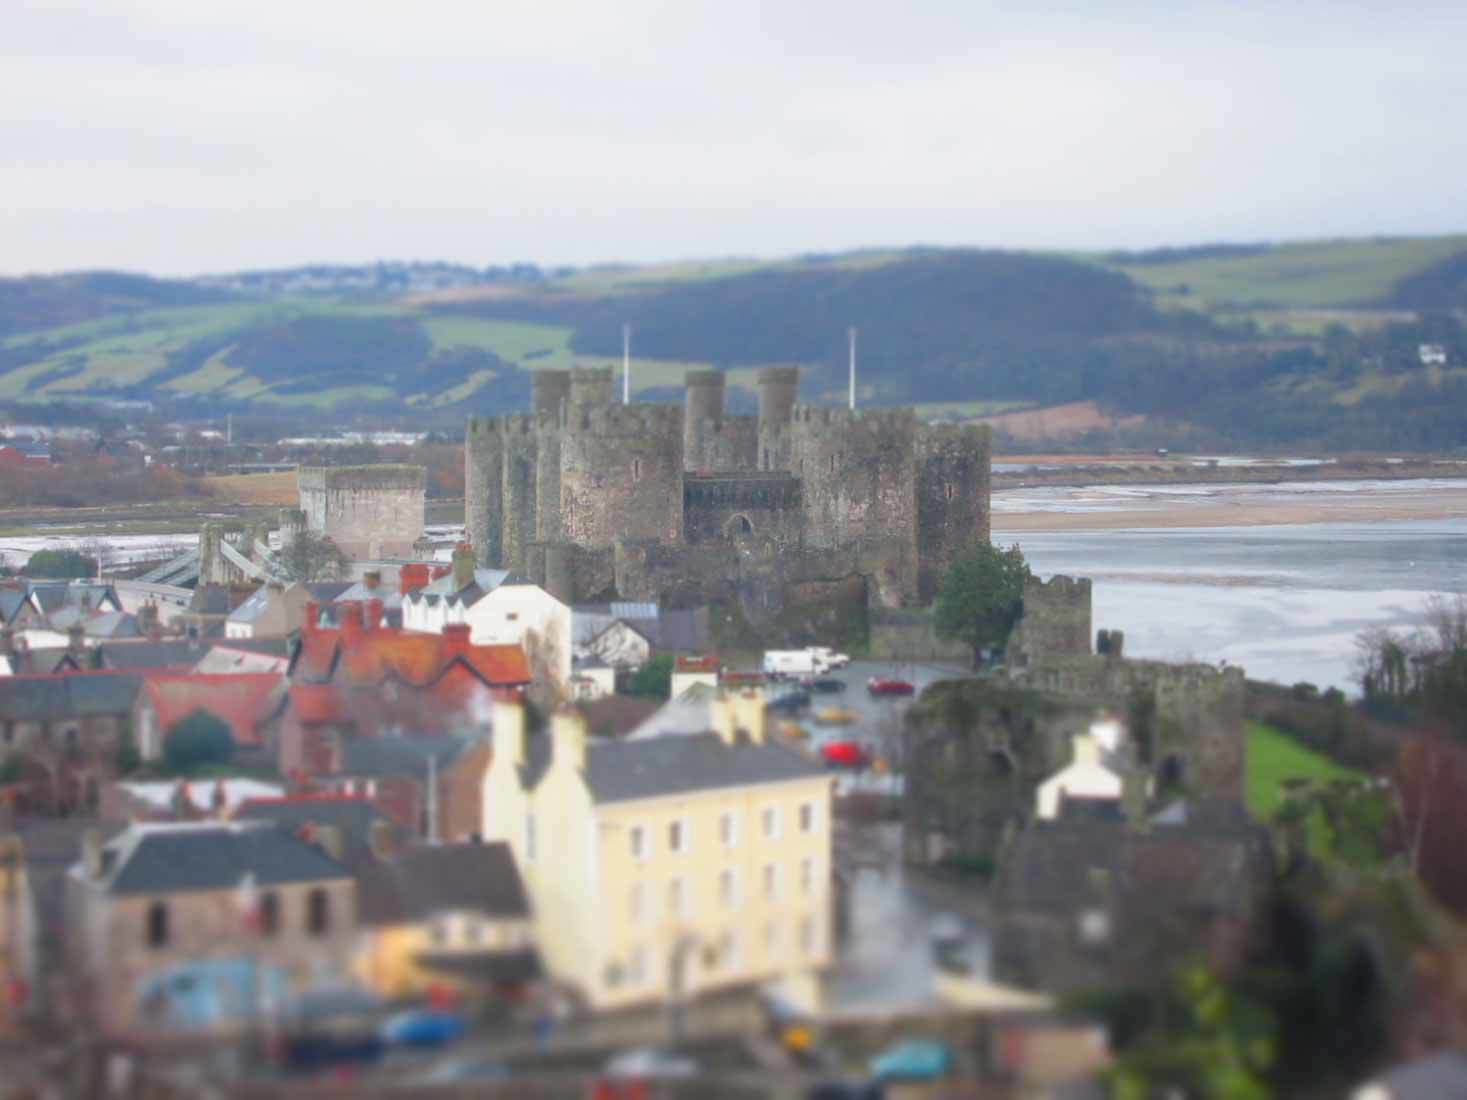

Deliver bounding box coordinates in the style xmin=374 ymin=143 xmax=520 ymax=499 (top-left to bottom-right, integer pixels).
xmin=294 ymin=615 xmax=530 ymax=691
xmin=288 ymin=683 xmax=350 ymax=725
xmin=142 ymin=672 xmax=285 ymax=749
xmin=675 ymin=656 xmax=720 ymax=674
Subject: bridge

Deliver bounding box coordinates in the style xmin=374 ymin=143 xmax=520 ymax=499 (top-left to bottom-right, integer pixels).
xmin=136 ymin=529 xmax=286 ymax=589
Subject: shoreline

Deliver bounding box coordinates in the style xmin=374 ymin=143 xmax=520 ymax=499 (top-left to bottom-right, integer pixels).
xmin=992 ymin=485 xmax=1467 ymax=532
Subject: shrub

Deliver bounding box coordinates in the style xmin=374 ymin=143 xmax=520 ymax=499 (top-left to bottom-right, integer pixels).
xmin=626 ymin=654 xmax=674 ymax=699
xmin=24 ymin=548 xmax=97 ymax=579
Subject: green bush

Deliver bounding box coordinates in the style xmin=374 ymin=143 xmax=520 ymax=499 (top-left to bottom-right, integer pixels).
xmin=24 ymin=548 xmax=97 ymax=579
xmin=163 ymin=710 xmax=234 ymax=774
xmin=626 ymin=654 xmax=675 ymax=699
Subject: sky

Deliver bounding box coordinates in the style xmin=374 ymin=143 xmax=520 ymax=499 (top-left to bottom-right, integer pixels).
xmin=5 ymin=0 xmax=1466 ymax=276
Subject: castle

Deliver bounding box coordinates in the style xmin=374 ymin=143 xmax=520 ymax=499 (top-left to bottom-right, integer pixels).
xmin=464 ymin=367 xmax=991 ymax=616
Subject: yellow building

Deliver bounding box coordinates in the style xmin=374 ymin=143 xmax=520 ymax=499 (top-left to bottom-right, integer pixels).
xmin=482 ymin=694 xmax=833 ymax=1011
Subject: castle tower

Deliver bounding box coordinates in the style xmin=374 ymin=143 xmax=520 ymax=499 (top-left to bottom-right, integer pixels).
xmin=465 ymin=418 xmax=504 ymax=565
xmin=568 ymin=367 xmax=615 ymax=417
xmin=756 ymin=366 xmax=800 ymax=471
xmin=559 ymin=406 xmax=684 ymax=547
xmin=500 ymin=418 xmax=540 ymax=570
xmin=684 ymin=369 xmax=726 ymax=471
xmin=532 ymin=371 xmax=572 ymax=424
xmin=915 ymin=423 xmax=993 ymax=601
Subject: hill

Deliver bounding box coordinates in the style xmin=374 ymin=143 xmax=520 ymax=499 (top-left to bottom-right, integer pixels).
xmin=1 ymin=237 xmax=1465 ymax=450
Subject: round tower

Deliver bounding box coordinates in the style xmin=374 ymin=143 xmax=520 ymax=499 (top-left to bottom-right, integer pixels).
xmin=757 ymin=366 xmax=800 ymax=471
xmin=465 ymin=418 xmax=505 ymax=565
xmin=684 ymin=369 xmax=726 ymax=471
xmin=532 ymin=370 xmax=572 ymax=424
xmin=569 ymin=367 xmax=615 ymax=416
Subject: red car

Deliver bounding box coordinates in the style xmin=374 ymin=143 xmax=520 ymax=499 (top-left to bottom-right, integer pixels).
xmin=820 ymin=741 xmax=872 ymax=768
xmin=867 ymin=677 xmax=915 ymax=697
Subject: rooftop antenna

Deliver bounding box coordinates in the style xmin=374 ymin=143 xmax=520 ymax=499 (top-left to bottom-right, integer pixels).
xmin=848 ymin=327 xmax=857 ymax=411
xmin=622 ymin=323 xmax=631 ymax=405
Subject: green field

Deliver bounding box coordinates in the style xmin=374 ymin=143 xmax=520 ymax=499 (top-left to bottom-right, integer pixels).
xmin=1098 ymin=236 xmax=1467 ymax=312
xmin=1246 ymin=721 xmax=1365 ymax=821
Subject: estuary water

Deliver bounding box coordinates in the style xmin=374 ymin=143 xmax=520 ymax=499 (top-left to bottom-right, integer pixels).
xmin=1007 ymin=516 xmax=1467 ymax=692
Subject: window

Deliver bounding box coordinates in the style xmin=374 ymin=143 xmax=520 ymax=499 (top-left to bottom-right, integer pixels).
xmin=629 ymin=945 xmax=647 ymax=985
xmin=630 ymin=882 xmax=646 ymax=923
xmin=307 ymin=887 xmax=330 ymax=936
xmin=259 ymin=891 xmax=279 ymax=937
xmin=763 ymin=863 xmax=778 ymax=900
xmin=800 ymin=917 xmax=816 ymax=954
xmin=719 ymin=811 xmax=738 ymax=848
xmin=632 ymin=458 xmax=642 ymax=481
xmin=526 ymin=814 xmax=537 ymax=862
xmin=800 ymin=857 xmax=814 ymax=894
xmin=719 ymin=869 xmax=737 ymax=907
xmin=604 ymin=962 xmax=625 ymax=989
xmin=668 ymin=877 xmax=686 ymax=917
xmin=718 ymin=931 xmax=738 ymax=970
xmin=798 ymin=802 xmax=815 ymax=834
xmin=765 ymin=921 xmax=781 ymax=957
xmin=668 ymin=819 xmax=688 ymax=854
xmin=506 ymin=612 xmax=519 ymax=623
xmin=945 ymin=483 xmax=955 ymax=501
xmin=630 ymin=825 xmax=648 ymax=861
xmin=762 ymin=806 xmax=781 ymax=840
xmin=146 ymin=901 xmax=169 ymax=949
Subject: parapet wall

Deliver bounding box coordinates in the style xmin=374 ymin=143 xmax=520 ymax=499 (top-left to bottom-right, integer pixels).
xmin=1007 ymin=575 xmax=1093 ymax=669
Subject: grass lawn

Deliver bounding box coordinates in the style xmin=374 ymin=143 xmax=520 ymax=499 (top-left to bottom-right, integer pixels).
xmin=1246 ymin=721 xmax=1366 ymax=821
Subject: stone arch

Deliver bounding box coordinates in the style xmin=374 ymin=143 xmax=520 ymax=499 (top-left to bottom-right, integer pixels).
xmin=724 ymin=513 xmax=755 ymax=540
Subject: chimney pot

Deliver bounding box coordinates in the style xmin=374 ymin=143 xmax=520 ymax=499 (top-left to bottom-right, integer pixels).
xmin=340 ymin=602 xmax=364 ymax=645
xmin=442 ymin=623 xmax=471 ymax=658
xmin=451 ymin=544 xmax=476 ymax=592
xmin=363 ymin=570 xmax=381 ymax=591
xmin=399 ymin=563 xmax=430 ymax=598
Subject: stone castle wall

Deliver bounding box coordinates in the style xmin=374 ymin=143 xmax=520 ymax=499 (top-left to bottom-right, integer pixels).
xmin=915 ymin=423 xmax=993 ymax=601
xmin=1007 ymin=575 xmax=1093 ymax=670
xmin=297 ymin=465 xmax=425 ymax=560
xmin=682 ymin=474 xmax=803 ymax=546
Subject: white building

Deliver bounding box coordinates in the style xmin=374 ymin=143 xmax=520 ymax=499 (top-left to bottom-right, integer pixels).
xmin=401 ymin=549 xmax=571 ymax=695
xmin=1035 ymin=722 xmax=1126 ymax=821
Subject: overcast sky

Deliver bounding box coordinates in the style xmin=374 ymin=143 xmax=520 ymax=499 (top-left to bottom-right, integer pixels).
xmin=5 ymin=0 xmax=1465 ymax=276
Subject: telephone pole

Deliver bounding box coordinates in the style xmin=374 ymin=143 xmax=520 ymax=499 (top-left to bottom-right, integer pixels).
xmin=622 ymin=324 xmax=631 ymax=404
xmin=848 ymin=327 xmax=857 ymax=411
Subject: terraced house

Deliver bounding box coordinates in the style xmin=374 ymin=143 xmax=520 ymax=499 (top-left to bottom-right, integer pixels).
xmin=481 ymin=695 xmax=833 ymax=1011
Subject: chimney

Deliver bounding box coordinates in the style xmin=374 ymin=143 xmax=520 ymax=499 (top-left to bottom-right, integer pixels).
xmin=399 ymin=563 xmax=430 ymax=597
xmin=368 ymin=819 xmax=396 ymax=861
xmin=430 ymin=565 xmax=450 ymax=582
xmin=67 ymin=623 xmax=86 ymax=657
xmin=733 ymin=689 xmax=765 ymax=745
xmin=303 ymin=601 xmax=320 ymax=636
xmin=363 ymin=570 xmax=381 ymax=593
xmin=551 ymin=708 xmax=587 ymax=773
xmin=451 ymin=544 xmax=476 ymax=592
xmin=340 ymin=602 xmax=364 ymax=646
xmin=492 ymin=698 xmax=525 ymax=769
xmin=82 ymin=828 xmax=105 ymax=879
xmin=138 ymin=603 xmax=162 ymax=642
xmin=710 ymin=693 xmax=736 ymax=746
xmin=442 ymin=623 xmax=471 ymax=659
xmin=314 ymin=824 xmax=345 ymax=863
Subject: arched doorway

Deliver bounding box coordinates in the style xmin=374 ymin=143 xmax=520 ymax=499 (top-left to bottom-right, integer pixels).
xmin=723 ymin=514 xmax=754 ymax=540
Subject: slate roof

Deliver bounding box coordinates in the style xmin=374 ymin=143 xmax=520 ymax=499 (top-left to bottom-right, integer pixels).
xmin=85 ymin=611 xmax=141 ymax=639
xmin=226 ymin=586 xmax=276 ymax=624
xmin=571 ymin=605 xmax=708 ymax=653
xmin=94 ymin=640 xmax=205 ymax=670
xmin=627 ymin=682 xmax=721 ymax=740
xmin=338 ymin=733 xmax=473 ymax=781
xmin=405 ymin=568 xmax=515 ymax=606
xmin=305 ymin=581 xmax=354 ymax=602
xmin=234 ymin=796 xmax=399 ymax=866
xmin=526 ymin=731 xmax=824 ymax=804
xmin=355 ymin=842 xmax=531 ymax=925
xmin=0 ymin=590 xmax=25 ymax=626
xmin=0 ymin=672 xmax=144 ymax=721
xmin=94 ymin=821 xmax=351 ymax=895
xmin=30 ymin=583 xmax=121 ymax=616
xmin=190 ymin=585 xmax=235 ymax=616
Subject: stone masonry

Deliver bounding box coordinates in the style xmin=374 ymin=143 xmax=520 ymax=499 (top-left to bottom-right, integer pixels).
xmin=465 ymin=367 xmax=992 ymax=616
xmin=297 ymin=465 xmax=426 ymax=560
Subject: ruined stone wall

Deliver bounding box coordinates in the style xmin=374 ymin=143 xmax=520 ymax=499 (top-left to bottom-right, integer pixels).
xmin=559 ymin=405 xmax=684 ymax=548
xmin=868 ymin=608 xmax=972 ymax=663
xmin=465 ymin=418 xmax=504 ymax=565
xmin=915 ymin=423 xmax=993 ymax=601
xmin=1020 ymin=655 xmax=1247 ymax=804
xmin=297 ymin=465 xmax=425 ymax=560
xmin=902 ymin=680 xmax=1095 ymax=865
xmin=681 ymin=474 xmax=803 ymax=546
xmin=1007 ymin=575 xmax=1093 ymax=670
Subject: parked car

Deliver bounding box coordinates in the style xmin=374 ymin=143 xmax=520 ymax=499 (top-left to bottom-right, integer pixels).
xmin=380 ymin=1008 xmax=466 ymax=1049
xmin=867 ymin=677 xmax=915 ymax=697
xmin=869 ymin=1039 xmax=953 ymax=1082
xmin=604 ymin=1047 xmax=700 ymax=1078
xmin=808 ymin=646 xmax=851 ymax=669
xmin=769 ymin=689 xmax=811 ymax=712
xmin=273 ymin=988 xmax=387 ymax=1072
xmin=820 ymin=740 xmax=872 ymax=769
xmin=810 ymin=677 xmax=847 ymax=694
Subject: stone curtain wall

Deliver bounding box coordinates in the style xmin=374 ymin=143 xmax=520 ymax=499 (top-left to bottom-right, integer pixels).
xmin=915 ymin=423 xmax=993 ymax=602
xmin=1007 ymin=575 xmax=1094 ymax=670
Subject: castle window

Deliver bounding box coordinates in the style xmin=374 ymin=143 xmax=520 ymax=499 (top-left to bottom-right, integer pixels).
xmin=632 ymin=458 xmax=642 ymax=482
xmin=829 ymin=455 xmax=835 ymax=474
xmin=945 ymin=483 xmax=955 ymax=501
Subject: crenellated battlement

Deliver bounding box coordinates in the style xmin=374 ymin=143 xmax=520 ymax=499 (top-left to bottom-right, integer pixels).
xmin=564 ymin=403 xmax=685 ymax=437
xmin=791 ymin=405 xmax=919 ymax=429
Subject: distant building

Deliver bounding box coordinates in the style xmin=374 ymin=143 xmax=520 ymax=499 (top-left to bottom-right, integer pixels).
xmin=482 ymin=697 xmax=833 ymax=1011
xmin=571 ymin=602 xmax=709 ymax=670
xmin=132 ymin=672 xmax=285 ymax=763
xmin=1419 ymin=343 xmax=1448 ymax=366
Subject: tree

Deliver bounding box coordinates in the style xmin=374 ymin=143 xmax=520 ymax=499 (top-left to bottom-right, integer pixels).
xmin=24 ymin=547 xmax=98 ymax=579
xmin=933 ymin=543 xmax=1032 ymax=668
xmin=163 ymin=710 xmax=234 ymax=774
xmin=627 ymin=653 xmax=674 ymax=699
xmin=278 ymin=530 xmax=348 ymax=582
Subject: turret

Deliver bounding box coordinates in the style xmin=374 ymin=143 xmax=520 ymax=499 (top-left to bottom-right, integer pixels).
xmin=684 ymin=369 xmax=726 ymax=471
xmin=532 ymin=370 xmax=571 ymax=423
xmin=568 ymin=367 xmax=615 ymax=416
